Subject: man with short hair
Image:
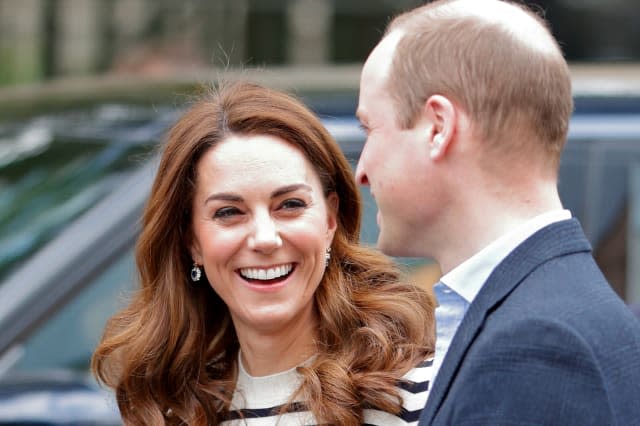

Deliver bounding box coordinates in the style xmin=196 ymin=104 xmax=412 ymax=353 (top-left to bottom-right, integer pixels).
xmin=355 ymin=0 xmax=640 ymax=424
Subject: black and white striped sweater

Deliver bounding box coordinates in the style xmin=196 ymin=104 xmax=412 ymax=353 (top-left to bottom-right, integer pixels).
xmin=221 ymin=357 xmax=433 ymax=425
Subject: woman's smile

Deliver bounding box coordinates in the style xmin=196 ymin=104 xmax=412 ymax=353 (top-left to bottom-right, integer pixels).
xmin=237 ymin=263 xmax=296 ymax=288
xmin=189 ymin=133 xmax=337 ymax=335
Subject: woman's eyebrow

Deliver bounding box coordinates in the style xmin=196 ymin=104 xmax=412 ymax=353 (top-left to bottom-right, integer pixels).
xmin=271 ymin=183 xmax=312 ymax=198
xmin=204 ymin=192 xmax=243 ymax=205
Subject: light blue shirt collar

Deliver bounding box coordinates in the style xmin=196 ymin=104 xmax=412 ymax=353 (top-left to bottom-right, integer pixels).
xmin=441 ymin=209 xmax=572 ymax=304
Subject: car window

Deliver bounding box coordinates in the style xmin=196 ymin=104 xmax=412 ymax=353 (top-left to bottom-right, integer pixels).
xmin=8 ymin=248 xmax=135 ymax=373
xmin=0 ymin=105 xmax=176 ymax=284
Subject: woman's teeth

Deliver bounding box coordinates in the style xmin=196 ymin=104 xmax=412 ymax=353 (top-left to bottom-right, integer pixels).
xmin=239 ymin=264 xmax=293 ymax=280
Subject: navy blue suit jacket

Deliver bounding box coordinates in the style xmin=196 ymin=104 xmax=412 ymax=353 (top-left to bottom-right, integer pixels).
xmin=419 ymin=219 xmax=640 ymax=425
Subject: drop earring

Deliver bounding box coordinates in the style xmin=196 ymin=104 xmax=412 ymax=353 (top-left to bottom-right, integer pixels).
xmin=190 ymin=263 xmax=202 ymax=282
xmin=325 ymin=247 xmax=331 ymax=267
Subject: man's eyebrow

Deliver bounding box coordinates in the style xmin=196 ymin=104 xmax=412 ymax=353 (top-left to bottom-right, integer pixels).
xmin=272 ymin=184 xmax=312 ymax=198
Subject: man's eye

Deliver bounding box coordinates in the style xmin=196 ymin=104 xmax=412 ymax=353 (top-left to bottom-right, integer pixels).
xmin=280 ymin=199 xmax=307 ymax=210
xmin=213 ymin=207 xmax=242 ymax=219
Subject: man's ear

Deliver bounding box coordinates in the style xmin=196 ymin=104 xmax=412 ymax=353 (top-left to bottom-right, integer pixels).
xmin=424 ymin=95 xmax=456 ymax=160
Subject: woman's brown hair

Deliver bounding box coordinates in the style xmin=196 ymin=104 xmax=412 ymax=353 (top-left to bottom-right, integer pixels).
xmin=92 ymin=81 xmax=435 ymax=425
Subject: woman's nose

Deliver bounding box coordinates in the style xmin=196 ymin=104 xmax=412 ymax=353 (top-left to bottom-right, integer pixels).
xmin=247 ymin=213 xmax=283 ymax=253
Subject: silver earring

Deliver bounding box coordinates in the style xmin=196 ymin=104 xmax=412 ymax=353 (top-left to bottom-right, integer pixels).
xmin=190 ymin=263 xmax=202 ymax=282
xmin=325 ymin=247 xmax=331 ymax=267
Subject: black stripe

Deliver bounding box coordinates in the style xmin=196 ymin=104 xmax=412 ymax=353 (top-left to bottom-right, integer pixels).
xmin=225 ymin=404 xmax=424 ymax=424
xmin=398 ymin=377 xmax=430 ymax=394
xmin=399 ymin=406 xmax=423 ymax=423
xmin=224 ymin=401 xmax=308 ymax=420
xmin=364 ymin=406 xmax=424 ymax=423
xmin=363 ymin=405 xmax=424 ymax=423
xmin=417 ymin=358 xmax=434 ymax=368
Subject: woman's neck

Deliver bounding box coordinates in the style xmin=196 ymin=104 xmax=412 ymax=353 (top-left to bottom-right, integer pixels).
xmin=234 ymin=307 xmax=319 ymax=377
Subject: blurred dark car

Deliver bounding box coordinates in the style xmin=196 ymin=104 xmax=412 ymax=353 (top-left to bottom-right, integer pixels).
xmin=0 ymin=372 xmax=120 ymax=424
xmin=1 ymin=84 xmax=640 ymax=423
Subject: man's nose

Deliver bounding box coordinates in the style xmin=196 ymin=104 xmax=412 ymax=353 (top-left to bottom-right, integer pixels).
xmin=248 ymin=213 xmax=283 ymax=253
xmin=355 ymin=159 xmax=369 ymax=185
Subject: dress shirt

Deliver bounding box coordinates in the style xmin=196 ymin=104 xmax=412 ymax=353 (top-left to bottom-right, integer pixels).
xmin=431 ymin=209 xmax=572 ymax=383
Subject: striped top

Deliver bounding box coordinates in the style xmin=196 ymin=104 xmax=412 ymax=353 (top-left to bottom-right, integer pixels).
xmin=220 ymin=356 xmax=433 ymax=425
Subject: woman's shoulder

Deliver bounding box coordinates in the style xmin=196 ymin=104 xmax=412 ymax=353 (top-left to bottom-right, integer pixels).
xmin=402 ymin=357 xmax=434 ymax=384
xmin=363 ymin=356 xmax=434 ymax=425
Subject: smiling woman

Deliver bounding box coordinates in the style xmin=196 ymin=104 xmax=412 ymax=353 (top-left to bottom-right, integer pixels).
xmin=189 ymin=133 xmax=337 ymax=360
xmin=90 ymin=81 xmax=436 ymax=425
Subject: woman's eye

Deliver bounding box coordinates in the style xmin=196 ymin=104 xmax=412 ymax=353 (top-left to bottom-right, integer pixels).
xmin=280 ymin=199 xmax=307 ymax=210
xmin=213 ymin=207 xmax=242 ymax=219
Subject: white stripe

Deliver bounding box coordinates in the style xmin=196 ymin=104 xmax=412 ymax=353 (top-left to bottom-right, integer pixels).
xmin=402 ymin=362 xmax=433 ymax=382
xmin=220 ymin=410 xmax=316 ymax=426
xmin=399 ymin=388 xmax=430 ymax=412
xmin=363 ymin=408 xmax=417 ymax=426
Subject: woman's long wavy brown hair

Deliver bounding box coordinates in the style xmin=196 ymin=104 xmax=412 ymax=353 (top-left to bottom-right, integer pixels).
xmin=91 ymin=81 xmax=435 ymax=425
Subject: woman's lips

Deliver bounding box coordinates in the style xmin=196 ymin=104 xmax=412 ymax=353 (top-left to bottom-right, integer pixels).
xmin=237 ymin=263 xmax=296 ymax=286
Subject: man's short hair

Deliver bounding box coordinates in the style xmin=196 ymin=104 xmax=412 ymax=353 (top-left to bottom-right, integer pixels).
xmin=386 ymin=0 xmax=573 ymax=171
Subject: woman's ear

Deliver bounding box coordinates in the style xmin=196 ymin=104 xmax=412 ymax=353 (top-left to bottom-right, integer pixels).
xmin=325 ymin=192 xmax=339 ymax=243
xmin=186 ymin=230 xmax=203 ymax=264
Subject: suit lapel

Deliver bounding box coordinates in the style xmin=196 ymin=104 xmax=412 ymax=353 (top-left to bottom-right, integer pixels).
xmin=419 ymin=219 xmax=592 ymax=425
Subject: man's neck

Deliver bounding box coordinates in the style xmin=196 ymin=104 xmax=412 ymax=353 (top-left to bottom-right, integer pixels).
xmin=436 ymin=180 xmax=563 ymax=274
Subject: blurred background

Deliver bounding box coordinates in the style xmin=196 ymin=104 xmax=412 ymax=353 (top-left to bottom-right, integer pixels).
xmin=1 ymin=0 xmax=640 ymax=422
xmin=0 ymin=0 xmax=640 ymax=86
